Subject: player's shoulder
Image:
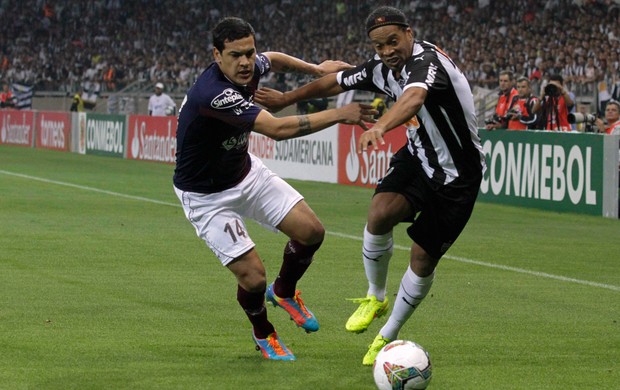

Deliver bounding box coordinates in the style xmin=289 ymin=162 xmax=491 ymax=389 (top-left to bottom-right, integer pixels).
xmin=255 ymin=53 xmax=271 ymax=75
xmin=192 ymin=65 xmax=238 ymax=101
xmin=188 ymin=65 xmax=252 ymax=114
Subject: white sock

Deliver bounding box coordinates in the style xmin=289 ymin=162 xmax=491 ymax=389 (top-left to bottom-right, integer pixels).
xmin=379 ymin=266 xmax=434 ymax=340
xmin=362 ymin=225 xmax=393 ymax=302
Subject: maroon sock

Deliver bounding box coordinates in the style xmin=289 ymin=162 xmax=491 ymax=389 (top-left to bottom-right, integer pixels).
xmin=274 ymin=239 xmax=322 ymax=298
xmin=237 ymin=284 xmax=274 ymax=339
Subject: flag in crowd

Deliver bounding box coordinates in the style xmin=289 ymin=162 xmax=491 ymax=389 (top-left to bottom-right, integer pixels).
xmin=11 ymin=83 xmax=34 ymax=110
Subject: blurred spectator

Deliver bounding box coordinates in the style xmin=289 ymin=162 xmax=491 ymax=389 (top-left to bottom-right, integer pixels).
xmin=485 ymin=70 xmax=518 ymax=130
xmin=0 ymin=0 xmax=617 ymax=105
xmin=538 ymin=74 xmax=574 ymax=131
xmin=507 ymin=77 xmax=541 ymax=130
xmin=0 ymin=83 xmax=15 ymax=108
xmin=595 ymin=100 xmax=620 ymax=135
xmin=70 ymin=86 xmax=84 ymax=112
xmin=370 ymin=94 xmax=387 ymax=119
xmin=148 ymin=82 xmax=176 ymax=116
xmin=524 ymin=57 xmax=542 ymax=95
xmin=81 ymin=79 xmax=100 ymax=110
xmin=296 ymin=98 xmax=328 ymax=115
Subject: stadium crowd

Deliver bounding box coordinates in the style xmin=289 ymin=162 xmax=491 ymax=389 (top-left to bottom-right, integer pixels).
xmin=1 ymin=0 xmax=619 ymax=109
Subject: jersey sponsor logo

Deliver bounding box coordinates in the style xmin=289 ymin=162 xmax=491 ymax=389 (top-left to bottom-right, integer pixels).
xmin=342 ymin=69 xmax=367 ymax=87
xmin=414 ymin=55 xmax=424 ymax=61
xmin=221 ymin=132 xmax=249 ymax=151
xmin=232 ymin=100 xmax=254 ymax=116
xmin=425 ymin=62 xmax=438 ymax=86
xmin=211 ymin=88 xmax=245 ymax=109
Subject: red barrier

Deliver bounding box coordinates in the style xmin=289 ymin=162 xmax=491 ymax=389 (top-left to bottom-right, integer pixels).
xmin=127 ymin=115 xmax=177 ymax=163
xmin=35 ymin=111 xmax=71 ymax=151
xmin=0 ymin=110 xmax=34 ymax=147
xmin=337 ymin=123 xmax=408 ymax=188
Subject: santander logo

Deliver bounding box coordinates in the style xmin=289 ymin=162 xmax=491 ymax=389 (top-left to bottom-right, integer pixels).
xmin=345 ymin=134 xmax=360 ymax=182
xmin=338 ymin=124 xmax=406 ymax=188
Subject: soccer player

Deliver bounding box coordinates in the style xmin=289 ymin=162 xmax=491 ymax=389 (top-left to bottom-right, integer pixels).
xmin=255 ymin=6 xmax=485 ymax=365
xmin=173 ymin=17 xmax=375 ymax=361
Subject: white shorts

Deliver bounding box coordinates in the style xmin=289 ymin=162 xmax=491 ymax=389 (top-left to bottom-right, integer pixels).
xmin=174 ymin=154 xmax=303 ymax=266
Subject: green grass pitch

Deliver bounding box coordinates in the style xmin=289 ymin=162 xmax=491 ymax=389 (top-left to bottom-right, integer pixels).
xmin=1 ymin=145 xmax=618 ymax=389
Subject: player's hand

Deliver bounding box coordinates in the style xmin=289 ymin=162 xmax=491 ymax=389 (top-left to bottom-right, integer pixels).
xmin=340 ymin=103 xmax=377 ymax=131
xmin=358 ymin=126 xmax=385 ymax=153
xmin=255 ymin=87 xmax=288 ymax=113
xmin=315 ymin=60 xmax=354 ymax=77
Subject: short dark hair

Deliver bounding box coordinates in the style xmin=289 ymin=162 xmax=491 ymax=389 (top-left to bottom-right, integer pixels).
xmin=499 ymin=70 xmax=514 ymax=80
xmin=516 ymin=76 xmax=530 ymax=85
xmin=607 ymin=100 xmax=620 ymax=110
xmin=212 ymin=17 xmax=255 ymax=52
xmin=549 ymin=73 xmax=564 ymax=84
xmin=366 ymin=6 xmax=409 ymax=35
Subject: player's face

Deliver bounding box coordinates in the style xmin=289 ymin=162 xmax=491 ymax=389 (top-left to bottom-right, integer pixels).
xmin=369 ymin=25 xmax=413 ymax=72
xmin=214 ymin=35 xmax=256 ymax=86
xmin=516 ymin=81 xmax=530 ymax=97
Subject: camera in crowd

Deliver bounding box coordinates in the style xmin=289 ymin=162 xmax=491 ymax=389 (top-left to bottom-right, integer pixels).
xmin=544 ymin=83 xmax=562 ymax=97
xmin=568 ymin=112 xmax=597 ymax=132
xmin=484 ymin=113 xmax=506 ymax=125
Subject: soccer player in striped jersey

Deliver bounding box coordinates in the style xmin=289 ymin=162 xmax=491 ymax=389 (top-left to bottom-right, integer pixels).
xmin=255 ymin=6 xmax=486 ymax=365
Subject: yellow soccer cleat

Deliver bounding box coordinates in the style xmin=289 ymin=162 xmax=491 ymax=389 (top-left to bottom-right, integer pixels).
xmin=362 ymin=334 xmax=391 ymax=366
xmin=345 ymin=295 xmax=389 ymax=333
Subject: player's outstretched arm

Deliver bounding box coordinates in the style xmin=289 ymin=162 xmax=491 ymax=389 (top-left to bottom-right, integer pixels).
xmin=263 ymin=52 xmax=352 ymax=76
xmin=253 ymin=103 xmax=376 ymax=141
xmin=255 ymin=73 xmax=344 ymax=112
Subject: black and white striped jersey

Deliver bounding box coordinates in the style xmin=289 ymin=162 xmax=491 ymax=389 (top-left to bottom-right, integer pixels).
xmin=336 ymin=40 xmax=486 ymax=187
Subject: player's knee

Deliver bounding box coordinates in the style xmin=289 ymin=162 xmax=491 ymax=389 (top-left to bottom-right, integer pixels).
xmin=295 ymin=219 xmax=324 ymax=245
xmin=367 ymin=207 xmax=399 ymax=233
xmin=410 ymin=250 xmax=438 ymax=277
xmin=233 ymin=264 xmax=267 ymax=292
xmin=307 ymin=221 xmax=325 ymax=244
xmin=241 ymin=273 xmax=267 ymax=293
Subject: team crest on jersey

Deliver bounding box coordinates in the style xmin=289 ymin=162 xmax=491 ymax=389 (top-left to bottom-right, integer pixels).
xmin=211 ymin=88 xmax=245 ymax=109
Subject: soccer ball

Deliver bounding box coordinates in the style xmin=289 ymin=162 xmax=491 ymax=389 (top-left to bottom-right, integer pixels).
xmin=373 ymin=340 xmax=432 ymax=390
xmin=165 ymin=105 xmax=175 ymax=116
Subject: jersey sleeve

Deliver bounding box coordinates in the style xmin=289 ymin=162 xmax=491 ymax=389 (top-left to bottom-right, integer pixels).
xmin=402 ymin=50 xmax=448 ymax=93
xmin=255 ymin=53 xmax=271 ymax=77
xmin=336 ymin=59 xmax=384 ymax=94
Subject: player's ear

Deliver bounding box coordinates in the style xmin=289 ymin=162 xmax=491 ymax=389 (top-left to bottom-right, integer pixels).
xmin=213 ymin=48 xmax=222 ymax=64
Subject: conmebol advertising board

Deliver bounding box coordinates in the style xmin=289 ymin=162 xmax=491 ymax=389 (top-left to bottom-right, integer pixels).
xmin=479 ymin=130 xmax=618 ymax=217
